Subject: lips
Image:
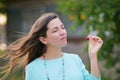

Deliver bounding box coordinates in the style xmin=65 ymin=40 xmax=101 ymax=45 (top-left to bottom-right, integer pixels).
xmin=60 ymin=36 xmax=66 ymax=40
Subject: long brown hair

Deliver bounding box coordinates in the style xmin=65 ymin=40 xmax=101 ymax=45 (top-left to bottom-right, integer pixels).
xmin=0 ymin=13 xmax=58 ymax=80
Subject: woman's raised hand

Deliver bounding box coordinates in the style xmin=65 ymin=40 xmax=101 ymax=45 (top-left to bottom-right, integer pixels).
xmin=86 ymin=35 xmax=103 ymax=58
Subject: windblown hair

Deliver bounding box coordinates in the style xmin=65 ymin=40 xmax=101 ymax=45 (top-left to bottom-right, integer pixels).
xmin=0 ymin=13 xmax=58 ymax=80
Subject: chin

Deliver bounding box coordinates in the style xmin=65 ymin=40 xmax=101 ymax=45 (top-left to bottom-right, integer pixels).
xmin=61 ymin=43 xmax=67 ymax=47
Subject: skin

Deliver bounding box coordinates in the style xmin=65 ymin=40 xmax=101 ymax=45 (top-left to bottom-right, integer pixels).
xmin=87 ymin=35 xmax=103 ymax=77
xmin=39 ymin=18 xmax=103 ymax=78
xmin=39 ymin=18 xmax=67 ymax=60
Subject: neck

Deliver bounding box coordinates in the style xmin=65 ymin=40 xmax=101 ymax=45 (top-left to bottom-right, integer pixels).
xmin=42 ymin=46 xmax=63 ymax=60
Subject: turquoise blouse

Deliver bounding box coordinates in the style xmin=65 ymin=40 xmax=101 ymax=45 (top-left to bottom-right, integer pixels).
xmin=25 ymin=53 xmax=101 ymax=80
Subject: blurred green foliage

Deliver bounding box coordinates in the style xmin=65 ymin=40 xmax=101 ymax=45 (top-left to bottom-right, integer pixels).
xmin=57 ymin=0 xmax=120 ymax=80
xmin=0 ymin=0 xmax=7 ymax=13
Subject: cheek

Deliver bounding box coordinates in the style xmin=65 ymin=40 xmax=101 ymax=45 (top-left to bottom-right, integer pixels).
xmin=47 ymin=33 xmax=59 ymax=42
xmin=47 ymin=37 xmax=60 ymax=46
xmin=65 ymin=30 xmax=67 ymax=35
xmin=50 ymin=35 xmax=59 ymax=41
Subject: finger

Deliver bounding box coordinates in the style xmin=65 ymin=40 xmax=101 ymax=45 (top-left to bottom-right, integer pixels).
xmin=97 ymin=39 xmax=103 ymax=44
xmin=89 ymin=36 xmax=103 ymax=46
xmin=85 ymin=35 xmax=93 ymax=40
xmin=86 ymin=35 xmax=102 ymax=43
xmin=92 ymin=36 xmax=102 ymax=41
xmin=92 ymin=37 xmax=99 ymax=42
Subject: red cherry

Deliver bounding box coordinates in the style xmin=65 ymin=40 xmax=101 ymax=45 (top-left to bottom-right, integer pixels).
xmin=85 ymin=37 xmax=89 ymax=40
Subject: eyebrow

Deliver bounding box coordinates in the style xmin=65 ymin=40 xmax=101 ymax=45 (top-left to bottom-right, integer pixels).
xmin=51 ymin=24 xmax=64 ymax=30
xmin=48 ymin=23 xmax=64 ymax=32
xmin=51 ymin=27 xmax=59 ymax=30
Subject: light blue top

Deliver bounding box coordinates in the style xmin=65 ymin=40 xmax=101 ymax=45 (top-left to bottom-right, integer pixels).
xmin=25 ymin=53 xmax=101 ymax=80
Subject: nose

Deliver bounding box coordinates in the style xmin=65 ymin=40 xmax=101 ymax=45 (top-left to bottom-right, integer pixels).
xmin=59 ymin=29 xmax=66 ymax=36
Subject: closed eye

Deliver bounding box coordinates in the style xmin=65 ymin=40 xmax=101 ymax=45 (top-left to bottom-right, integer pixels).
xmin=61 ymin=24 xmax=65 ymax=29
xmin=52 ymin=27 xmax=58 ymax=33
xmin=51 ymin=24 xmax=65 ymax=33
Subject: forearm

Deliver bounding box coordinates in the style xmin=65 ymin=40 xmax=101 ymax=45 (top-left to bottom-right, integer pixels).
xmin=89 ymin=54 xmax=100 ymax=78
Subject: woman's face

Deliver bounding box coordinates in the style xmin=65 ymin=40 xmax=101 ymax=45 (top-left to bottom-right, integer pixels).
xmin=45 ymin=18 xmax=67 ymax=48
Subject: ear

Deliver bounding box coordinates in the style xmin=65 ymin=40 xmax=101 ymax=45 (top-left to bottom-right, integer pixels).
xmin=39 ymin=36 xmax=47 ymax=45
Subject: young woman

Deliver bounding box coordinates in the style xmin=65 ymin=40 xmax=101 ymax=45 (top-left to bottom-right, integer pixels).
xmin=0 ymin=13 xmax=103 ymax=80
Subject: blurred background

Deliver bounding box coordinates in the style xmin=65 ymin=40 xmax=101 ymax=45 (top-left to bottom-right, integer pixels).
xmin=0 ymin=0 xmax=120 ymax=80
